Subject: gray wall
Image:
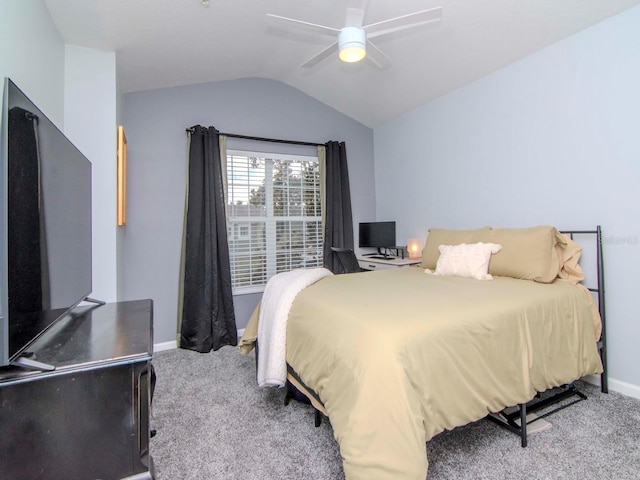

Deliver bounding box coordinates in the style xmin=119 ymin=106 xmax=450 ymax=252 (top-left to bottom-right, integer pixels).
xmin=374 ymin=6 xmax=640 ymax=392
xmin=122 ymin=78 xmax=375 ymax=345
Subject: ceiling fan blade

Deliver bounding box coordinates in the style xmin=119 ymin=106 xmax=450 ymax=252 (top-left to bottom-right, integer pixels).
xmin=345 ymin=0 xmax=368 ymax=27
xmin=365 ymin=40 xmax=391 ymax=69
xmin=266 ymin=13 xmax=339 ymax=36
xmin=301 ymin=41 xmax=339 ymax=68
xmin=365 ymin=7 xmax=442 ymax=39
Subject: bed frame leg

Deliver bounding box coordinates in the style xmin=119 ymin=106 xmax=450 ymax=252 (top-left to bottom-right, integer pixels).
xmin=519 ymin=403 xmax=527 ymax=448
xmin=284 ymin=386 xmax=292 ymax=406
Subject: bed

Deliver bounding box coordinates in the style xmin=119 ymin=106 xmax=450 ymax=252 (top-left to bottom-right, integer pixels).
xmin=239 ymin=225 xmax=606 ymax=480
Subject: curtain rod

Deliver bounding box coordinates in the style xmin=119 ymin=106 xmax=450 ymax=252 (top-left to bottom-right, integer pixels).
xmin=185 ymin=128 xmax=323 ymax=147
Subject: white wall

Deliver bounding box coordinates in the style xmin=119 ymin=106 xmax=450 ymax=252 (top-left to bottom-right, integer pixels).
xmin=374 ymin=6 xmax=640 ymax=394
xmin=63 ymin=45 xmax=119 ymax=303
xmin=0 ymin=0 xmax=65 ymax=127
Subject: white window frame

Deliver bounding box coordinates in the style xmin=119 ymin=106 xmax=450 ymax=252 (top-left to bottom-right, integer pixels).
xmin=226 ymin=149 xmax=323 ymax=295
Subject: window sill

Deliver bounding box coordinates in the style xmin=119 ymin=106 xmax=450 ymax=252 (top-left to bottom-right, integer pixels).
xmin=232 ymin=286 xmax=265 ymax=296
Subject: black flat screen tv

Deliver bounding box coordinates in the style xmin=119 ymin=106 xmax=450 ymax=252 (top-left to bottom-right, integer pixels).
xmin=0 ymin=78 xmax=92 ymax=368
xmin=359 ymin=221 xmax=396 ymax=253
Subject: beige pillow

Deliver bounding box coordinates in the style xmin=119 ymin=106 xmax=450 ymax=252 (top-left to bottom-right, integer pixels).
xmin=428 ymin=242 xmax=503 ymax=280
xmin=421 ymin=227 xmax=491 ymax=269
xmin=479 ymin=226 xmax=563 ymax=283
xmin=556 ymin=233 xmax=585 ymax=284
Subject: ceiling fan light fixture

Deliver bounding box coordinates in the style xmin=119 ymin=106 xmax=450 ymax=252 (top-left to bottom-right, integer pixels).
xmin=338 ymin=27 xmax=366 ymax=63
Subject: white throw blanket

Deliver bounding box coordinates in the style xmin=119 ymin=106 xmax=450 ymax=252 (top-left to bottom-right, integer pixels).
xmin=257 ymin=267 xmax=333 ymax=387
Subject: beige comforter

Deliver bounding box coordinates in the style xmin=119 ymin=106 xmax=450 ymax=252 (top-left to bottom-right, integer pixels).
xmin=240 ymin=267 xmax=603 ymax=480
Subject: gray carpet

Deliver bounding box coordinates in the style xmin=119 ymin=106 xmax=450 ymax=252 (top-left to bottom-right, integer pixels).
xmin=151 ymin=347 xmax=640 ymax=479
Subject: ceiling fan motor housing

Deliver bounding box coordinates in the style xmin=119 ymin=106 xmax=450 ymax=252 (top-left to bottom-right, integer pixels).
xmin=338 ymin=27 xmax=366 ymax=63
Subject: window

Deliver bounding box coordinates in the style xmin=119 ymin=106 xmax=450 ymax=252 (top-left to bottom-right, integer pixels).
xmin=226 ymin=150 xmax=323 ymax=293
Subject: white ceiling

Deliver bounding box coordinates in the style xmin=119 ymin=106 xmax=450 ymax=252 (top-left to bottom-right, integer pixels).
xmin=45 ymin=0 xmax=640 ymax=128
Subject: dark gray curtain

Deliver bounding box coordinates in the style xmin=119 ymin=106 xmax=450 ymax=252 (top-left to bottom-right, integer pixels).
xmin=323 ymin=141 xmax=354 ymax=273
xmin=180 ymin=126 xmax=237 ymax=352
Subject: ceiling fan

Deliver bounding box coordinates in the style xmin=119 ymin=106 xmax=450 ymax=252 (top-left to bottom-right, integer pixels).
xmin=266 ymin=0 xmax=443 ymax=69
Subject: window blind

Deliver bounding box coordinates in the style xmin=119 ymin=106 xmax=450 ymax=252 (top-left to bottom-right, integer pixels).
xmin=227 ymin=150 xmax=323 ymax=293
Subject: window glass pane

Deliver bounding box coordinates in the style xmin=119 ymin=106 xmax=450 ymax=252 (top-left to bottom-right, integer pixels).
xmin=228 ymin=220 xmax=267 ymax=288
xmin=227 ymin=150 xmax=322 ymax=292
xmin=227 ymin=155 xmax=266 ymax=217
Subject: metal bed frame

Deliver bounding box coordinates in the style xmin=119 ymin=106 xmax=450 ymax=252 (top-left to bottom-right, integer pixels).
xmin=486 ymin=226 xmax=608 ymax=446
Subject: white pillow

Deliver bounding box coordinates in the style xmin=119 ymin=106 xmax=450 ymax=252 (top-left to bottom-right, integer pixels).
xmin=427 ymin=242 xmax=503 ymax=280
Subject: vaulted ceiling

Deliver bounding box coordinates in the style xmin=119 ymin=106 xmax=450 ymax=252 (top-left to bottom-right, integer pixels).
xmin=45 ymin=0 xmax=640 ymax=128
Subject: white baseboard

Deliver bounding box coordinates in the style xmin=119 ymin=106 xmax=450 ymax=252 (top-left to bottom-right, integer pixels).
xmin=153 ymin=329 xmax=245 ymax=353
xmin=154 ymin=340 xmax=177 ymax=352
xmin=583 ymin=374 xmax=640 ymax=400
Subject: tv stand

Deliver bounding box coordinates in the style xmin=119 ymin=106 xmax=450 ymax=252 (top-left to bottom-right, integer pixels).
xmin=10 ymin=354 xmax=55 ymax=372
xmin=362 ymin=246 xmax=407 ymax=259
xmin=83 ymin=296 xmax=106 ymax=305
xmin=0 ymin=299 xmax=155 ymax=480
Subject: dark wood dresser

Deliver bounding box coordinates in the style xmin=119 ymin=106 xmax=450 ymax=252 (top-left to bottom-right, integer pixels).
xmin=0 ymin=299 xmax=155 ymax=480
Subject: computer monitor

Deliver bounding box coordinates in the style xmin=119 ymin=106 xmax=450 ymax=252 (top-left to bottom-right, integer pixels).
xmin=358 ymin=221 xmax=396 ymax=256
